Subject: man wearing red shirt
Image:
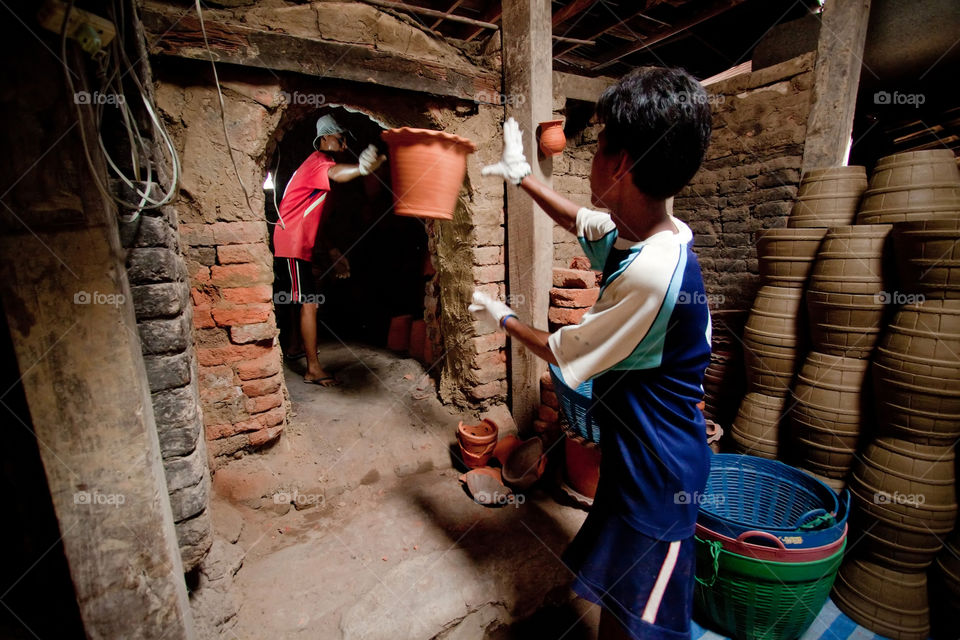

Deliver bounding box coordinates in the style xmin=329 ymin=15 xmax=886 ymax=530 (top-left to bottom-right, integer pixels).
xmin=274 ymin=114 xmax=385 ymax=385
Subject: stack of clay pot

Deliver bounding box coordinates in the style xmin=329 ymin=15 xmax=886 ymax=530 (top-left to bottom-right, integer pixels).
xmin=702 ymin=310 xmax=748 ymax=432
xmin=731 ymin=228 xmax=825 ymax=458
xmin=789 ymin=166 xmax=867 ymax=228
xmin=387 ymin=314 xmax=435 ymax=366
xmin=792 ymin=223 xmax=891 ymax=491
xmin=831 ymin=153 xmax=960 ymax=640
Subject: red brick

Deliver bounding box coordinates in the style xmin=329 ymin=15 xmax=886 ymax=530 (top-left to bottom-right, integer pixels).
xmin=236 ymin=350 xmax=282 ymax=380
xmin=189 ymin=264 xmax=211 ymax=285
xmin=552 ymin=268 xmax=594 ymax=289
xmin=569 ymin=256 xmax=593 ymax=271
xmin=473 ymin=264 xmax=505 ymax=284
xmin=470 ymin=332 xmax=506 ymax=355
xmin=221 ymin=285 xmax=273 ymax=304
xmin=230 ymin=321 xmax=277 ymax=344
xmin=199 ymin=365 xmax=233 ymax=387
xmin=540 ymin=370 xmax=554 ymax=390
xmin=550 ymin=287 xmax=599 ymax=308
xmin=473 ymin=246 xmax=501 ymax=266
xmin=182 ymin=221 xmax=267 ymax=247
xmin=541 ymin=389 xmax=559 ymax=410
xmin=467 ymin=380 xmax=507 ymax=401
xmin=474 ymin=282 xmax=503 ymax=301
xmin=538 ymin=404 xmax=560 ymax=422
xmin=211 ymin=303 xmax=273 ymax=327
xmin=472 ymin=350 xmax=505 ymax=370
xmin=548 ymin=306 xmax=588 ymax=326
xmin=533 ymin=419 xmax=558 ymax=434
xmin=217 ymin=243 xmax=272 ymax=265
xmin=257 ymin=406 xmax=286 ymax=428
xmin=245 ymin=391 xmax=284 ymax=414
xmin=205 ymin=420 xmax=259 ymax=440
xmin=210 ymin=263 xmax=272 ymax=287
xmin=241 ymin=373 xmax=283 ymax=397
xmin=197 ymin=343 xmax=272 ymax=366
xmin=193 ymin=306 xmax=216 ymax=329
xmin=248 ymin=424 xmax=283 ymax=447
xmin=191 ymin=287 xmax=217 ymax=306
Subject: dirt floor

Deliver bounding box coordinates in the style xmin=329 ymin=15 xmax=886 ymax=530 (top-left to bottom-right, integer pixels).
xmin=203 ymin=342 xmax=598 ymax=639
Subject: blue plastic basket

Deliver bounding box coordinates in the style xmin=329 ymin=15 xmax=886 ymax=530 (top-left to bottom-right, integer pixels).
xmin=697 ymin=454 xmax=848 ymax=549
xmin=549 ymin=363 xmax=601 ymax=444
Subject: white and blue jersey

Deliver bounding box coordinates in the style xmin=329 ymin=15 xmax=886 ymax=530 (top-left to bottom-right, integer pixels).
xmin=549 ymin=207 xmax=712 ymax=540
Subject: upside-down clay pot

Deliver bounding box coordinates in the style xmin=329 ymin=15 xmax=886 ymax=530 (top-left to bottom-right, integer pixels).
xmin=492 ymin=434 xmax=522 ymax=465
xmin=381 ymin=128 xmax=477 ymax=220
xmin=564 ymin=434 xmax=601 ymax=499
xmin=386 ymin=315 xmax=412 ymax=352
xmin=408 ymin=319 xmax=426 ymax=363
xmin=538 ymin=120 xmax=566 ymax=156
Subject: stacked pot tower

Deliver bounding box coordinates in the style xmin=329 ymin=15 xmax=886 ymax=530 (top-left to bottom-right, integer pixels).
xmin=817 ymin=149 xmax=960 ymax=640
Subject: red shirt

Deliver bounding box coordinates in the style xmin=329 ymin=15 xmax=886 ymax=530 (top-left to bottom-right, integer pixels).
xmin=273 ymin=151 xmax=336 ymax=261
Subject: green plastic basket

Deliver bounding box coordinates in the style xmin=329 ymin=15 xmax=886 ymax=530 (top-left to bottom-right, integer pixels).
xmin=694 ymin=536 xmax=845 ymax=640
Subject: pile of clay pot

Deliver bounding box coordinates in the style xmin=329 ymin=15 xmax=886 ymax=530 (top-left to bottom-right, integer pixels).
xmin=456 ymin=418 xmax=546 ymax=506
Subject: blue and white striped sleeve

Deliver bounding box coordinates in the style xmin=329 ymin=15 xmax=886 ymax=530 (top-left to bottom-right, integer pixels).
xmin=576 ymin=207 xmax=618 ymax=271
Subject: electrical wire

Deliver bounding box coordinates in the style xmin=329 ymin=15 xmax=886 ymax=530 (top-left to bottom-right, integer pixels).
xmin=194 ymin=0 xmax=255 ymax=216
xmin=60 ymin=0 xmax=181 ymax=221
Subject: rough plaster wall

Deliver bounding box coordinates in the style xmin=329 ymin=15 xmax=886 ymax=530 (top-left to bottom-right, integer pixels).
xmin=674 ymin=52 xmax=816 ymax=312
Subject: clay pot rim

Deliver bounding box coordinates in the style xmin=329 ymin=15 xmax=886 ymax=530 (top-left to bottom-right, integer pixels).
xmin=539 ymin=119 xmax=565 ymax=128
xmin=381 ymin=127 xmax=478 ymax=153
xmin=457 ymin=418 xmax=498 ymax=445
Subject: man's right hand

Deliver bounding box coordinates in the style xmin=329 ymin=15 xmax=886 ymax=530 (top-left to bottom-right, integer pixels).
xmin=481 ymin=117 xmax=531 ymax=185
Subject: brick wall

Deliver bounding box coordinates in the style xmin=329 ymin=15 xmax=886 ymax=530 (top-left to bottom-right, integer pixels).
xmin=674 ymin=52 xmax=816 ymax=311
xmin=120 ymin=207 xmax=212 ymax=572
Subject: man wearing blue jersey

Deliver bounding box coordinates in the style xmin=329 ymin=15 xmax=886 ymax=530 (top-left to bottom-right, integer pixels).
xmin=471 ymin=67 xmax=713 ymax=639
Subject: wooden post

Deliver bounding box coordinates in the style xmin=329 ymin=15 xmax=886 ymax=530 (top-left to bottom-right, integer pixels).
xmin=502 ymin=0 xmax=553 ymax=430
xmin=0 ymin=24 xmax=194 ymax=639
xmin=802 ymin=0 xmax=872 ymax=172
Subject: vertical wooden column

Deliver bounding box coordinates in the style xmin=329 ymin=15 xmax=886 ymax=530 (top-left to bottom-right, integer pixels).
xmin=0 ymin=23 xmax=194 ymax=639
xmin=802 ymin=0 xmax=872 ymax=172
xmin=502 ymin=0 xmax=554 ymax=430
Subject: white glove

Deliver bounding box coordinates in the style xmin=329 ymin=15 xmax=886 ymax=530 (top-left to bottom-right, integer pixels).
xmin=469 ymin=290 xmax=517 ymax=332
xmin=358 ymin=144 xmax=385 ymax=175
xmin=481 ymin=117 xmax=531 ymax=185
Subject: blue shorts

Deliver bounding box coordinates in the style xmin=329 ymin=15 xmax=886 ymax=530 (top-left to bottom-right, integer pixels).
xmin=563 ymin=499 xmax=696 ymax=640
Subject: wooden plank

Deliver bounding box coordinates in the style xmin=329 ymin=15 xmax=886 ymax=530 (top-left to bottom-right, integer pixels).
xmin=589 ymin=0 xmax=747 ymax=72
xmin=464 ymin=5 xmax=502 ymax=41
xmin=552 ymin=0 xmax=599 ymax=27
xmin=502 ymin=0 xmax=554 ymax=431
xmin=367 ymin=0 xmax=497 ymax=29
xmin=553 ymin=70 xmax=617 ymax=102
xmin=139 ymin=6 xmax=499 ymax=101
xmin=802 ymin=0 xmax=872 ymax=171
xmin=430 ymin=0 xmax=466 ymax=29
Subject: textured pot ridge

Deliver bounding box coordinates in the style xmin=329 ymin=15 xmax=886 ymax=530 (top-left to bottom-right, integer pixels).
xmin=857 ymin=149 xmax=960 ymax=225
xmin=381 ymin=127 xmax=477 ymax=220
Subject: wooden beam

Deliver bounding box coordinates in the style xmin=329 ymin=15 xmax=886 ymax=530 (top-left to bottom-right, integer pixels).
xmin=553 ymin=4 xmax=668 ymax=58
xmin=552 ymin=0 xmax=599 ymax=27
xmin=367 ymin=0 xmax=497 ymax=29
xmin=590 ymin=0 xmax=748 ymax=72
xmin=502 ymin=0 xmax=553 ymax=431
xmin=802 ymin=0 xmax=872 ymax=171
xmin=139 ymin=5 xmax=499 ymax=102
xmin=553 ymin=70 xmax=616 ymax=102
xmin=464 ymin=5 xmax=502 ymax=41
xmin=430 ymin=0 xmax=466 ymax=29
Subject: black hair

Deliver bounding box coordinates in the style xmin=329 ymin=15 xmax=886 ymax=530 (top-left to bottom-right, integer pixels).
xmin=595 ymin=66 xmax=712 ymax=199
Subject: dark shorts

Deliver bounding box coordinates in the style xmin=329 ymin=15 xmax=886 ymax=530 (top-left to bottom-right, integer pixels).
xmin=563 ymin=496 xmax=696 ymax=640
xmin=275 ymin=258 xmax=324 ymax=305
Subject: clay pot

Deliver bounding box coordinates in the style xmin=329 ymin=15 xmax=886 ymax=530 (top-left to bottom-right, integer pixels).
xmin=457 ymin=418 xmax=498 ymax=468
xmin=381 ymin=128 xmax=477 ymax=220
xmin=848 ymin=437 xmax=957 ymax=569
xmin=832 ymin=555 xmax=930 ymax=640
xmin=892 ymin=217 xmax=960 ymax=300
xmin=755 ymin=228 xmax=827 ymax=287
xmin=408 ymin=319 xmax=426 ymax=363
xmin=492 ymin=434 xmax=521 ymax=465
xmin=730 ymin=392 xmax=786 ymax=459
xmin=873 ymin=300 xmax=960 ymax=444
xmin=806 ymin=290 xmax=887 ymax=358
xmin=502 ymin=437 xmax=547 ymax=491
xmin=931 ymin=529 xmax=960 ymax=636
xmin=808 ymin=224 xmax=892 ymax=294
xmin=788 ymin=166 xmax=867 ymax=228
xmin=742 ymin=286 xmax=804 ymax=396
xmin=459 ymin=467 xmax=510 ymax=505
xmin=564 ymin=433 xmax=601 ymax=499
xmin=538 ymin=120 xmax=566 ymax=156
xmin=858 ymin=149 xmax=960 ymax=225
xmin=790 ymin=352 xmax=868 ymax=479
xmin=387 ymin=315 xmax=413 ymax=352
